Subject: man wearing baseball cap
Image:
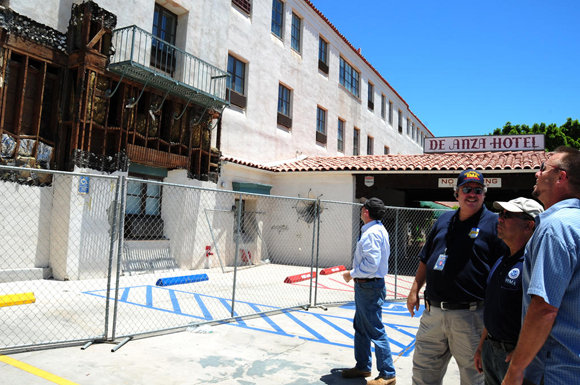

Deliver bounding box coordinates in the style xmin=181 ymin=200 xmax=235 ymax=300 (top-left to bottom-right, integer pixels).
xmin=407 ymin=169 xmax=508 ymax=385
xmin=474 ymin=198 xmax=544 ymax=385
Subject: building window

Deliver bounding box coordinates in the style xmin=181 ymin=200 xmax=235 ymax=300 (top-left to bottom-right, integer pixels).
xmin=339 ymin=57 xmax=360 ymax=98
xmin=318 ymin=37 xmax=329 ymax=74
xmin=316 ymin=107 xmax=326 ymax=134
xmin=388 ymin=100 xmax=393 ymax=125
xmin=353 ymin=127 xmax=360 ymax=155
xmin=291 ymin=13 xmax=301 ymax=52
xmin=277 ymin=84 xmax=292 ymax=128
xmin=368 ymin=82 xmax=374 ymax=110
xmin=232 ymin=0 xmax=251 ymax=15
xmin=381 ymin=94 xmax=386 ymax=119
xmin=407 ymin=119 xmax=411 ymax=136
xmin=398 ymin=110 xmax=403 ymax=134
xmin=125 ymin=178 xmax=164 ymax=240
xmin=271 ymin=0 xmax=283 ymax=38
xmin=384 ymin=146 xmax=390 ymax=155
xmin=337 ymin=118 xmax=344 ymax=152
xmin=316 ymin=107 xmax=327 ymax=144
xmin=227 ymin=54 xmax=247 ymax=108
xmin=151 ymin=4 xmax=177 ymax=74
xmin=367 ymin=136 xmax=374 ymax=155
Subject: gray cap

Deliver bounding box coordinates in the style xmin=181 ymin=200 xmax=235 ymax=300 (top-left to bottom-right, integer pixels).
xmin=493 ymin=197 xmax=544 ymax=219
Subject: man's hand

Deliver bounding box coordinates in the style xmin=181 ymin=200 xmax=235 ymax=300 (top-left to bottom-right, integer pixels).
xmin=505 ymin=350 xmax=514 ymax=363
xmin=343 ymin=271 xmax=352 ymax=283
xmin=474 ymin=346 xmax=483 ymax=374
xmin=501 ymin=369 xmax=524 ymax=385
xmin=407 ymin=290 xmax=420 ymax=317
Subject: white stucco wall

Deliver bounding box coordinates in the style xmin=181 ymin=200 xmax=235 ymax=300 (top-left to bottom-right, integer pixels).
xmin=0 ymin=180 xmax=52 ymax=270
xmin=220 ymin=0 xmax=430 ymax=164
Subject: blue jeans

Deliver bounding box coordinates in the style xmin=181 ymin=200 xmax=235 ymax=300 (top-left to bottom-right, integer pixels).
xmin=353 ymin=279 xmax=396 ymax=378
xmin=481 ymin=339 xmax=510 ymax=385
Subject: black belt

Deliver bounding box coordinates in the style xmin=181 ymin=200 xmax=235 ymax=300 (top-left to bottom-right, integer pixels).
xmin=354 ymin=277 xmax=383 ymax=283
xmin=486 ymin=335 xmax=517 ymax=352
xmin=425 ymin=298 xmax=484 ymax=311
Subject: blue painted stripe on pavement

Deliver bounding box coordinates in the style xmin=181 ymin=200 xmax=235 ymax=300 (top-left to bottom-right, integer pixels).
xmin=281 ymin=309 xmax=328 ymax=342
xmin=169 ymin=290 xmax=181 ymax=314
xmin=247 ymin=303 xmax=288 ymax=335
xmin=194 ymin=293 xmax=212 ymax=320
xmin=121 ymin=287 xmax=130 ymax=302
xmin=311 ymin=313 xmax=354 ymax=339
xmin=145 ymin=286 xmax=153 ymax=307
xmin=219 ymin=298 xmax=247 ymax=326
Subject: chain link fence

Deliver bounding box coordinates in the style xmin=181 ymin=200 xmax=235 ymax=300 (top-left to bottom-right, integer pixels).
xmin=0 ymin=165 xmax=449 ymax=353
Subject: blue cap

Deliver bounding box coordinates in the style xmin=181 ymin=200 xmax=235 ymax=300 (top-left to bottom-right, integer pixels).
xmin=457 ymin=169 xmax=484 ymax=187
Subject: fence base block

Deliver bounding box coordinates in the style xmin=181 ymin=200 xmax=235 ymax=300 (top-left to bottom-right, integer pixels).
xmin=284 ymin=272 xmax=316 ymax=284
xmin=319 ymin=265 xmax=346 ymax=275
xmin=0 ymin=292 xmax=36 ymax=307
xmin=156 ymin=274 xmax=209 ymax=287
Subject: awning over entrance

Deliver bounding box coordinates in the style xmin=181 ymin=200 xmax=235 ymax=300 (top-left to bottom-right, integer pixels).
xmin=232 ymin=182 xmax=273 ymax=195
xmin=107 ymin=25 xmax=230 ymax=112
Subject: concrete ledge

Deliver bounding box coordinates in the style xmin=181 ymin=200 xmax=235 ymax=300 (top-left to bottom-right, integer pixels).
xmin=0 ymin=267 xmax=52 ymax=283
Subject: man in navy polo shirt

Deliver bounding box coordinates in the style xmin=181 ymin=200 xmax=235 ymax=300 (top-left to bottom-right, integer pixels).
xmin=407 ymin=169 xmax=507 ymax=385
xmin=474 ymin=198 xmax=543 ymax=385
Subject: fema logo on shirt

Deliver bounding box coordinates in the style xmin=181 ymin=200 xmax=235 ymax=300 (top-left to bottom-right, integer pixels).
xmin=468 ymin=228 xmax=480 ymax=239
xmin=508 ymin=268 xmax=520 ymax=280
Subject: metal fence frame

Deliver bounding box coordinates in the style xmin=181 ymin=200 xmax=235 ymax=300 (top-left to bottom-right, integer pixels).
xmin=0 ymin=166 xmax=449 ymax=353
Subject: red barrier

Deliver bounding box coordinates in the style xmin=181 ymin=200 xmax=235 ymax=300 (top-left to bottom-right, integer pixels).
xmin=319 ymin=265 xmax=346 ymax=275
xmin=284 ymin=271 xmax=317 ymax=283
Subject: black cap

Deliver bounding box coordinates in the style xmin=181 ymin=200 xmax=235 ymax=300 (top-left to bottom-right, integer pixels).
xmin=457 ymin=169 xmax=485 ymax=187
xmin=364 ymin=197 xmax=386 ymax=220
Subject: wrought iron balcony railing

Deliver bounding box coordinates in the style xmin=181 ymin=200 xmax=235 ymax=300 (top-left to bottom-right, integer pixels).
xmin=108 ymin=25 xmax=230 ymax=110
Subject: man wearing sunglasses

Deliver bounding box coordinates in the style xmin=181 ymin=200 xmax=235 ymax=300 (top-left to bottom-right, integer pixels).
xmin=474 ymin=198 xmax=543 ymax=385
xmin=503 ymin=147 xmax=580 ymax=385
xmin=407 ymin=169 xmax=508 ymax=385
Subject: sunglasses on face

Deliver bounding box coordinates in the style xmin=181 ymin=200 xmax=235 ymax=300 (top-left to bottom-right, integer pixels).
xmin=540 ymin=161 xmax=566 ymax=173
xmin=460 ymin=186 xmax=484 ymax=194
xmin=499 ymin=210 xmax=533 ymax=221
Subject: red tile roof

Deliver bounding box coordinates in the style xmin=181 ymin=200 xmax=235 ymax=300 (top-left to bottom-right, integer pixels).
xmin=222 ymin=151 xmax=550 ymax=173
xmin=302 ymin=0 xmax=432 ymax=136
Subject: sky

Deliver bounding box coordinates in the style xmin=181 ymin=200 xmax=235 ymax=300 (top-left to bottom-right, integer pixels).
xmin=311 ymin=0 xmax=580 ymax=138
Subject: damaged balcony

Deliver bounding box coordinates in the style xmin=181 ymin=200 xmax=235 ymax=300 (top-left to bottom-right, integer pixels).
xmin=108 ymin=25 xmax=230 ymax=111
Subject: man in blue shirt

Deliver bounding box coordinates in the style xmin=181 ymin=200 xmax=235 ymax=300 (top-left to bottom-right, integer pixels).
xmin=407 ymin=169 xmax=507 ymax=385
xmin=503 ymin=146 xmax=580 ymax=385
xmin=474 ymin=198 xmax=543 ymax=385
xmin=342 ymin=197 xmax=396 ymax=385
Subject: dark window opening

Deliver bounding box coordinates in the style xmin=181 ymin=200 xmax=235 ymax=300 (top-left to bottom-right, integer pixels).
xmin=151 ymin=4 xmax=177 ymax=75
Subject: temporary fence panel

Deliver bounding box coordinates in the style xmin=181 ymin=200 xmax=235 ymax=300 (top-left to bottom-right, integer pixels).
xmin=311 ymin=200 xmax=361 ymax=306
xmin=0 ymin=165 xmax=450 ymax=353
xmin=0 ymin=166 xmax=119 ymax=351
xmin=223 ymin=193 xmax=316 ymax=317
xmin=109 ymin=180 xmax=240 ymax=338
xmin=313 ymin=203 xmax=451 ymax=307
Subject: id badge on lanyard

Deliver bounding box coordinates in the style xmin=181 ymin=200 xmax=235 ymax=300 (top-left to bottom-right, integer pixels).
xmin=433 ymin=248 xmax=448 ymax=271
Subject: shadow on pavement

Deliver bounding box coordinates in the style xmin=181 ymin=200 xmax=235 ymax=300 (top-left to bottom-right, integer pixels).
xmin=320 ymin=368 xmax=368 ymax=384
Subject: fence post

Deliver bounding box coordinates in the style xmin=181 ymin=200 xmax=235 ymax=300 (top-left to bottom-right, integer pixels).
xmin=310 ymin=199 xmax=320 ymax=307
xmin=103 ymin=175 xmax=122 ymax=340
xmin=231 ymin=194 xmax=243 ymax=317
xmin=394 ymin=209 xmax=400 ymax=298
xmin=111 ymin=175 xmax=126 ymax=341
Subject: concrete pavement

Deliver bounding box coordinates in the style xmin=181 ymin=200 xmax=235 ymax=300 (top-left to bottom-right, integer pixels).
xmin=0 ymin=302 xmax=461 ymax=385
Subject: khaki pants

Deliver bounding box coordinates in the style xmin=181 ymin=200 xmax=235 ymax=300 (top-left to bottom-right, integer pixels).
xmin=412 ymin=306 xmax=484 ymax=385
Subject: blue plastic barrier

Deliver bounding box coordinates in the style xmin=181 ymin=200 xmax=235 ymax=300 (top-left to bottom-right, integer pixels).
xmin=156 ymin=274 xmax=209 ymax=287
